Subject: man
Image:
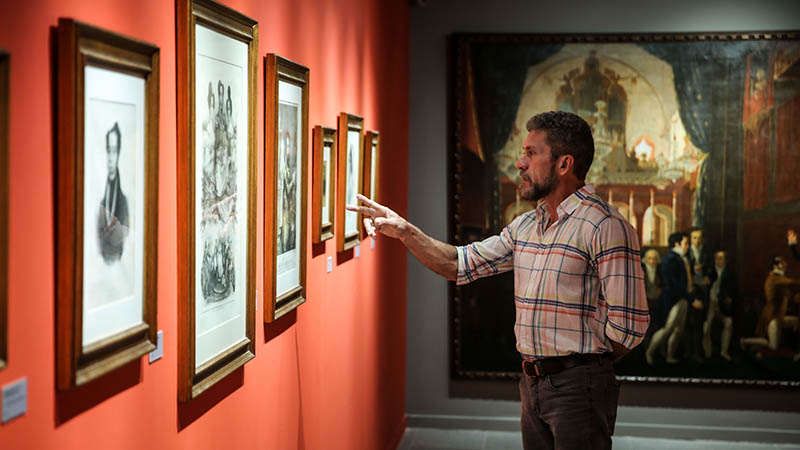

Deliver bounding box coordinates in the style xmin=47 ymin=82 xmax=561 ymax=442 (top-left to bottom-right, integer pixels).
xmin=97 ymin=122 xmax=129 ymax=264
xmin=645 ymin=232 xmax=691 ymax=365
xmin=702 ymin=250 xmax=736 ymax=361
xmin=348 ymin=111 xmax=649 ymax=450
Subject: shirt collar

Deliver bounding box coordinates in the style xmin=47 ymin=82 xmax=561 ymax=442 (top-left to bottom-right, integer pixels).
xmin=559 ymin=184 xmax=593 ymax=217
xmin=535 ymin=185 xmax=594 ymax=222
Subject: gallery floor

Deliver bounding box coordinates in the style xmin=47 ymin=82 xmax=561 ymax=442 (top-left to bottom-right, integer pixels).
xmin=397 ymin=428 xmax=800 ymax=450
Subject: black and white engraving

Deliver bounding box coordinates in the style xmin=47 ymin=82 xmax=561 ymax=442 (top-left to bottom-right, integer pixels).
xmin=277 ymin=103 xmax=298 ymax=255
xmin=200 ymin=80 xmax=238 ymax=304
xmin=97 ymin=122 xmax=130 ymax=263
xmin=345 ymin=130 xmax=359 ymax=234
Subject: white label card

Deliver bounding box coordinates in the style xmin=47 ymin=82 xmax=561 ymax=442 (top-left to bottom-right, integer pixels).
xmin=2 ymin=378 xmax=27 ymax=424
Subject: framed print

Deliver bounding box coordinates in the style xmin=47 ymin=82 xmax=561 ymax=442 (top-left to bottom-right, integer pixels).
xmin=451 ymin=32 xmax=800 ymax=386
xmin=176 ymin=0 xmax=257 ymax=401
xmin=312 ymin=126 xmax=336 ymax=244
xmin=336 ymin=113 xmax=364 ymax=252
xmin=0 ymin=50 xmax=8 ymax=371
xmin=362 ymin=131 xmax=379 ymax=203
xmin=264 ymin=54 xmax=308 ymax=323
xmin=55 ymin=20 xmax=159 ymax=389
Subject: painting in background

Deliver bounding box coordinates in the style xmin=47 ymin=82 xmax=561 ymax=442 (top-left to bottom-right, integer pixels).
xmin=451 ymin=33 xmax=800 ymax=385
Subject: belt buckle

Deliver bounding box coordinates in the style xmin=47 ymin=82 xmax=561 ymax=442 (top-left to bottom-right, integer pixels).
xmin=522 ymin=360 xmax=541 ymax=377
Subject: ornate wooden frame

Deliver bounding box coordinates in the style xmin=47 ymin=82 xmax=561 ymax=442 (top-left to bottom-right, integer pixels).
xmin=55 ymin=19 xmax=159 ymax=389
xmin=336 ymin=113 xmax=364 ymax=252
xmin=264 ymin=54 xmax=309 ymax=323
xmin=312 ymin=126 xmax=336 ymax=244
xmin=176 ymin=0 xmax=257 ymax=401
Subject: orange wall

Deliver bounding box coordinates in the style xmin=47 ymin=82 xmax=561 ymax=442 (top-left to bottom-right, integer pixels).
xmin=0 ymin=0 xmax=408 ymax=449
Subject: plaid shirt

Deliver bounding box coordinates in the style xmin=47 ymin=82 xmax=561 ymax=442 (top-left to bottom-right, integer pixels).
xmin=456 ymin=185 xmax=649 ymax=360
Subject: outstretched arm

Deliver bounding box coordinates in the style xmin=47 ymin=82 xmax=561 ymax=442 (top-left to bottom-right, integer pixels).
xmin=347 ymin=194 xmax=458 ymax=280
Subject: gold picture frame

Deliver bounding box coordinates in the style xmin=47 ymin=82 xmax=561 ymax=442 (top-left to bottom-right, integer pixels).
xmin=362 ymin=130 xmax=380 ymax=239
xmin=336 ymin=113 xmax=364 ymax=252
xmin=176 ymin=0 xmax=257 ymax=401
xmin=264 ymin=54 xmax=309 ymax=323
xmin=312 ymin=126 xmax=336 ymax=244
xmin=55 ymin=19 xmax=159 ymax=390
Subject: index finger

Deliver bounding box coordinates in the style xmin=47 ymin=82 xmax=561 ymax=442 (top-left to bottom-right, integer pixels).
xmin=356 ymin=193 xmax=384 ymax=211
xmin=345 ymin=204 xmax=377 ymax=216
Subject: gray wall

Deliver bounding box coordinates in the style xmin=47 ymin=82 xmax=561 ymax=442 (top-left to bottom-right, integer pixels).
xmin=407 ymin=0 xmax=800 ymax=443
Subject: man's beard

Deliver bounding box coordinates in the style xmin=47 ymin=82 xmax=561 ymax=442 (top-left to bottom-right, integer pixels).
xmin=519 ymin=164 xmax=557 ymax=202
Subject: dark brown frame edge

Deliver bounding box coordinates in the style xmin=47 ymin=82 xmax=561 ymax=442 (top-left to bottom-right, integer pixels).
xmin=176 ymin=0 xmax=258 ymax=402
xmin=55 ymin=19 xmax=159 ymax=390
xmin=336 ymin=113 xmax=364 ymax=252
xmin=0 ymin=50 xmax=9 ymax=371
xmin=312 ymin=126 xmax=336 ymax=244
xmin=448 ymin=31 xmax=800 ymax=386
xmin=264 ymin=54 xmax=309 ymax=323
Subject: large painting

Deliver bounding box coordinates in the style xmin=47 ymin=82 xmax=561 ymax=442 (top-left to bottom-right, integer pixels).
xmin=177 ymin=0 xmax=257 ymax=401
xmin=55 ymin=20 xmax=159 ymax=389
xmin=451 ymin=32 xmax=800 ymax=386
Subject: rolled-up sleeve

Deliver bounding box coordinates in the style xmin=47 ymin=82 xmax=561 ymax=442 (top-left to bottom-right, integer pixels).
xmin=456 ymin=225 xmax=515 ymax=285
xmin=591 ymin=216 xmax=650 ymax=349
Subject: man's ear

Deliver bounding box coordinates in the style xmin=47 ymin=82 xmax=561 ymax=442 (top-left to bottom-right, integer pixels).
xmin=558 ymin=155 xmax=573 ymax=174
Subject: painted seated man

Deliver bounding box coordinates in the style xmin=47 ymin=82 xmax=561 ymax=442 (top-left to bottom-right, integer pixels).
xmin=741 ymin=256 xmax=800 ymax=352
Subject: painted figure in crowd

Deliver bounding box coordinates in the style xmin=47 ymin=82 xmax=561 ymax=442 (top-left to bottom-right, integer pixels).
xmin=685 ymin=227 xmax=711 ymax=364
xmin=702 ymin=250 xmax=736 ymax=360
xmin=642 ymin=248 xmax=663 ymax=343
xmin=788 ymin=229 xmax=799 ymax=261
xmin=646 ymin=232 xmax=691 ymax=365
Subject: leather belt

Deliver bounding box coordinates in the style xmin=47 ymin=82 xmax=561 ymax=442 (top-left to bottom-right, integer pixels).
xmin=522 ymin=353 xmax=609 ymax=378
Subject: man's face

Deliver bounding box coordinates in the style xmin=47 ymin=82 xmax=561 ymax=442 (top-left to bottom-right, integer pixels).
xmin=676 ymin=236 xmax=689 ymax=254
xmin=715 ymin=251 xmax=726 ymax=268
xmin=644 ymin=250 xmax=659 ymax=268
xmin=107 ymin=137 xmax=120 ymax=180
xmin=690 ymin=230 xmax=703 ymax=247
xmin=775 ymin=257 xmax=787 ymax=272
xmin=516 ymin=129 xmax=558 ymax=202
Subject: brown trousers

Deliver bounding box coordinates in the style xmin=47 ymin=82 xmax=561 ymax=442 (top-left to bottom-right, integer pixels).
xmin=519 ymin=356 xmax=620 ymax=450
